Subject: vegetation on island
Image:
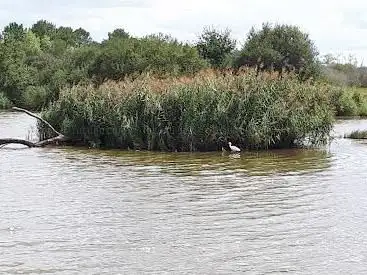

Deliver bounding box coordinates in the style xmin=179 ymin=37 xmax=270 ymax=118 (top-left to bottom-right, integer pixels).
xmin=1 ymin=20 xmax=367 ymax=150
xmin=345 ymin=130 xmax=367 ymax=139
xmin=39 ymin=70 xmax=335 ymax=151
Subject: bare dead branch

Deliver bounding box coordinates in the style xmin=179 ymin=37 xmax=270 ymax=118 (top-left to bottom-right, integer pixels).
xmin=12 ymin=107 xmax=63 ymax=137
xmin=0 ymin=107 xmax=69 ymax=149
xmin=0 ymin=138 xmax=37 ymax=148
xmin=36 ymin=135 xmax=68 ymax=147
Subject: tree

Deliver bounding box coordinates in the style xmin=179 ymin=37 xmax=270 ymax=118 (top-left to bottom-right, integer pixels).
xmin=2 ymin=22 xmax=26 ymax=41
xmin=107 ymin=28 xmax=130 ymax=40
xmin=74 ymin=28 xmax=92 ymax=45
xmin=322 ymin=54 xmax=337 ymax=65
xmin=235 ymin=23 xmax=320 ymax=79
xmin=144 ymin=33 xmax=177 ymax=43
xmin=24 ymin=31 xmax=41 ymax=55
xmin=54 ymin=26 xmax=76 ymax=46
xmin=0 ymin=35 xmax=41 ymax=105
xmin=321 ymin=53 xmax=363 ymax=86
xmin=31 ymin=20 xmax=56 ymax=38
xmin=195 ymin=27 xmax=236 ymax=68
xmin=90 ymin=37 xmax=143 ymax=83
xmin=40 ymin=35 xmax=52 ymax=50
xmin=90 ymin=36 xmax=207 ymax=84
xmin=64 ymin=45 xmax=100 ymax=84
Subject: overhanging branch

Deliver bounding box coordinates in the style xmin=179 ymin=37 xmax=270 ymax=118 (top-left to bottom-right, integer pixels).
xmin=0 ymin=107 xmax=69 ymax=148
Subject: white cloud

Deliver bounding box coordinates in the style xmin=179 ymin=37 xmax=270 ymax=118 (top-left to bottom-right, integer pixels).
xmin=1 ymin=0 xmax=367 ymax=62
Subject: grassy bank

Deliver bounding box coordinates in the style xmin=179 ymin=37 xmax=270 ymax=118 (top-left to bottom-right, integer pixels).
xmin=39 ymin=70 xmax=335 ymax=151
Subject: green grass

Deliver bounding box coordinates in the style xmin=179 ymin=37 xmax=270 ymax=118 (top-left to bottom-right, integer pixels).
xmin=39 ymin=70 xmax=336 ymax=151
xmin=345 ymin=130 xmax=367 ymax=139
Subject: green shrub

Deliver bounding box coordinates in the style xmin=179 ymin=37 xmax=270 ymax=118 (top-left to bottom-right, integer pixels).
xmin=40 ymin=69 xmax=335 ymax=151
xmin=358 ymin=101 xmax=367 ymax=116
xmin=352 ymin=90 xmax=367 ymax=116
xmin=22 ymin=86 xmax=48 ymax=110
xmin=345 ymin=130 xmax=367 ymax=139
xmin=331 ymin=88 xmax=367 ymax=116
xmin=89 ymin=35 xmax=208 ymax=84
xmin=0 ymin=92 xmax=12 ymax=109
xmin=337 ymin=89 xmax=359 ymax=116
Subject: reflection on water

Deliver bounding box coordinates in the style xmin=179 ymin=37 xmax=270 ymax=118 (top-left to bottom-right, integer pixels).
xmin=1 ymin=113 xmax=367 ymax=274
xmin=60 ymin=147 xmax=332 ymax=177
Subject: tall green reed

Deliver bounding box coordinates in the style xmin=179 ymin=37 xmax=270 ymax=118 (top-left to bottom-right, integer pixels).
xmin=39 ymin=69 xmax=335 ymax=151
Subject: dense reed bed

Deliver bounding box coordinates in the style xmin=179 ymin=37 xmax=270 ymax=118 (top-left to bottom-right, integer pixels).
xmin=345 ymin=130 xmax=367 ymax=139
xmin=39 ymin=70 xmax=336 ymax=151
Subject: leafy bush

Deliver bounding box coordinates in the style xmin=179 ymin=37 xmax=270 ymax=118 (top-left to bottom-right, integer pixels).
xmin=22 ymin=85 xmax=48 ymax=110
xmin=331 ymin=88 xmax=367 ymax=116
xmin=334 ymin=89 xmax=359 ymax=116
xmin=0 ymin=92 xmax=12 ymax=109
xmin=89 ymin=35 xmax=207 ymax=84
xmin=40 ymin=70 xmax=335 ymax=151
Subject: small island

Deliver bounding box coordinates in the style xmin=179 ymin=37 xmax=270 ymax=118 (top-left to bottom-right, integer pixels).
xmin=1 ymin=21 xmax=367 ymax=151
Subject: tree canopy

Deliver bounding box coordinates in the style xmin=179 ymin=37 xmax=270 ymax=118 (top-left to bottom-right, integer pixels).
xmin=0 ymin=20 xmax=208 ymax=109
xmin=0 ymin=20 xmax=339 ymax=111
xmin=107 ymin=28 xmax=130 ymax=40
xmin=196 ymin=27 xmax=236 ymax=68
xmin=235 ymin=23 xmax=320 ymax=79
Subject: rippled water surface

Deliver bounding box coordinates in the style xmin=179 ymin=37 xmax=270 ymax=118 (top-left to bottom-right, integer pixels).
xmin=1 ymin=112 xmax=367 ymax=274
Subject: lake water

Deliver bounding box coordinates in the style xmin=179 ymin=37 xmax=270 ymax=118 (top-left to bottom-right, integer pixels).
xmin=1 ymin=112 xmax=367 ymax=274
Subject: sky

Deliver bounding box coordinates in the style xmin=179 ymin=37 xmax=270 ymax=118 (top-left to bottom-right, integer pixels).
xmin=1 ymin=0 xmax=367 ymax=63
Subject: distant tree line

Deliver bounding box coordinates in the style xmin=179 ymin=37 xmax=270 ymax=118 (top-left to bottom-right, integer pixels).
xmin=0 ymin=20 xmax=333 ymax=110
xmin=321 ymin=54 xmax=367 ymax=87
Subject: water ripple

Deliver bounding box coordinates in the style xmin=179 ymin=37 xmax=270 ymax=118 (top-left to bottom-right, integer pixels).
xmin=1 ymin=113 xmax=367 ymax=274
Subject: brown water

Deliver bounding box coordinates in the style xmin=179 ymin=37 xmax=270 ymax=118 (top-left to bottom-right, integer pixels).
xmin=1 ymin=112 xmax=367 ymax=274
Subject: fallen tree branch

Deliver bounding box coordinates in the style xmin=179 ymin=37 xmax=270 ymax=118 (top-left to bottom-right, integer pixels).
xmin=0 ymin=138 xmax=38 ymax=148
xmin=36 ymin=134 xmax=69 ymax=147
xmin=0 ymin=107 xmax=69 ymax=148
xmin=12 ymin=107 xmax=63 ymax=136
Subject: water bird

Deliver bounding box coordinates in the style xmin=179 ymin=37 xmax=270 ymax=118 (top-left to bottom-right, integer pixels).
xmin=228 ymin=142 xmax=241 ymax=153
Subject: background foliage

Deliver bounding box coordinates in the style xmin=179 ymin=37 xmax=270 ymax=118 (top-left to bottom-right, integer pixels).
xmin=1 ymin=19 xmax=366 ymax=119
xmin=0 ymin=20 xmax=329 ymax=110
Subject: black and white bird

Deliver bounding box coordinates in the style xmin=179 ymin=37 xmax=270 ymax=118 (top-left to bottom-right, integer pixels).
xmin=228 ymin=142 xmax=241 ymax=153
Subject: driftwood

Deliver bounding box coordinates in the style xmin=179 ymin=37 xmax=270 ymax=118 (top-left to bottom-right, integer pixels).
xmin=0 ymin=138 xmax=38 ymax=148
xmin=0 ymin=107 xmax=69 ymax=148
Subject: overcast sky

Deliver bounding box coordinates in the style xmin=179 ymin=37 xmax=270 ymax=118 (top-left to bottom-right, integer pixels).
xmin=1 ymin=0 xmax=367 ymax=63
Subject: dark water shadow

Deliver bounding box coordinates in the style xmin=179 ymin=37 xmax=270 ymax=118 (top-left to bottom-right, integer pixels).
xmin=56 ymin=147 xmax=332 ymax=177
